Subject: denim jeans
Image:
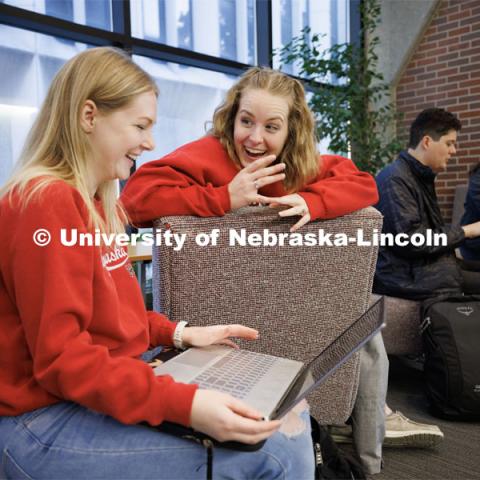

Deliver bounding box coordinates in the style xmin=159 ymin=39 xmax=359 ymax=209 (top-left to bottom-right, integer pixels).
xmin=0 ymin=348 xmax=314 ymax=479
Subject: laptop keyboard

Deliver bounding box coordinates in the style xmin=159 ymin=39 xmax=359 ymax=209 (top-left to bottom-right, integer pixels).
xmin=193 ymin=349 xmax=276 ymax=399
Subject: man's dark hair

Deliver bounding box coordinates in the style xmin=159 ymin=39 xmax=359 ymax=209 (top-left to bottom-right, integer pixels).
xmin=408 ymin=108 xmax=461 ymax=148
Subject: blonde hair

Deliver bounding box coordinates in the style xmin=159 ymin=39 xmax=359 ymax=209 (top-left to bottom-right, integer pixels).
xmin=1 ymin=47 xmax=158 ymax=234
xmin=211 ymin=67 xmax=318 ymax=192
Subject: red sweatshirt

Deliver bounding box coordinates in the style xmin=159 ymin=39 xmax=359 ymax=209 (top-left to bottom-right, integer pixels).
xmin=121 ymin=135 xmax=379 ymax=227
xmin=0 ymin=180 xmax=197 ymax=426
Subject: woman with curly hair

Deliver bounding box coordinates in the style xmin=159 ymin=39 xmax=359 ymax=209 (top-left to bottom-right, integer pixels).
xmin=121 ymin=67 xmax=378 ymax=231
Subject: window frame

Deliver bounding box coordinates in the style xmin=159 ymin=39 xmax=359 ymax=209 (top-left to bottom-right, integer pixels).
xmin=0 ymin=0 xmax=360 ymax=77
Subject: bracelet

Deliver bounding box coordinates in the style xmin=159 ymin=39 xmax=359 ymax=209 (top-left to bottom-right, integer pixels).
xmin=173 ymin=321 xmax=189 ymax=350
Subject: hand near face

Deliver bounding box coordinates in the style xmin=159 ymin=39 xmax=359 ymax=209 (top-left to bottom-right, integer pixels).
xmin=190 ymin=389 xmax=281 ymax=443
xmin=259 ymin=193 xmax=311 ymax=233
xmin=182 ymin=324 xmax=259 ymax=349
xmin=228 ymin=155 xmax=286 ymax=210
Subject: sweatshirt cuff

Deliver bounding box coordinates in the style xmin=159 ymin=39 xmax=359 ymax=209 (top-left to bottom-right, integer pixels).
xmin=148 ymin=311 xmax=177 ymax=346
xmin=215 ymin=184 xmax=231 ymax=214
xmin=298 ymin=192 xmax=326 ymax=220
xmin=161 ymin=381 xmax=198 ymax=426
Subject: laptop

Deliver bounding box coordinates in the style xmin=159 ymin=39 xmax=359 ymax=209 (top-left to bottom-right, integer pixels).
xmin=154 ymin=296 xmax=384 ymax=422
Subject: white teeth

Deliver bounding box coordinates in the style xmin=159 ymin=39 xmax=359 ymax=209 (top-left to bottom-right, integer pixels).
xmin=245 ymin=147 xmax=266 ymax=155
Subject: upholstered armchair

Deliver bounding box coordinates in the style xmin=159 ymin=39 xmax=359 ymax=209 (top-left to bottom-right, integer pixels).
xmin=152 ymin=206 xmax=382 ymax=424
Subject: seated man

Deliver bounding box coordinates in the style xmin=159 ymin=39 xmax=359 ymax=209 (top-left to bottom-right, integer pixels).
xmin=370 ymin=108 xmax=480 ymax=454
xmin=460 ymin=163 xmax=480 ymax=275
xmin=374 ymin=107 xmax=480 ymax=299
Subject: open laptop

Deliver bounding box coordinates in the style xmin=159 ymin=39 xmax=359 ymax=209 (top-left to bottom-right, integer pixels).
xmin=154 ymin=296 xmax=384 ymax=421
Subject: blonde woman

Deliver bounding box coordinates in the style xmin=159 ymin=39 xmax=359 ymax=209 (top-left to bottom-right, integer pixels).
xmin=0 ymin=48 xmax=314 ymax=479
xmin=121 ymin=67 xmax=378 ymax=230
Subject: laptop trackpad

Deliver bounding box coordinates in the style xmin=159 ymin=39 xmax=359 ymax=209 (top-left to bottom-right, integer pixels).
xmin=153 ymin=346 xmax=228 ymax=382
xmin=174 ymin=348 xmax=221 ymax=367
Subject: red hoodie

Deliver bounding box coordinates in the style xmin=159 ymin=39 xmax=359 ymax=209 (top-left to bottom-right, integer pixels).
xmin=0 ymin=180 xmax=197 ymax=426
xmin=121 ymin=135 xmax=379 ymax=227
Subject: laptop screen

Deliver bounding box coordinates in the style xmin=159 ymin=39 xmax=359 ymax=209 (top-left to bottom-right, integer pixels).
xmin=270 ymin=297 xmax=385 ymax=419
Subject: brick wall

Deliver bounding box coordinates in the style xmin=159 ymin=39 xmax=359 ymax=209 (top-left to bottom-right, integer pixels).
xmin=396 ymin=0 xmax=480 ymax=221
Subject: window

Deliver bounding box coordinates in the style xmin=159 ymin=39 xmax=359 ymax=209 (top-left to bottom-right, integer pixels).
xmin=271 ymin=0 xmax=350 ymax=75
xmin=130 ymin=0 xmax=256 ymax=64
xmin=0 ymin=0 xmax=356 ymax=185
xmin=133 ymin=55 xmax=236 ymax=167
xmin=0 ymin=23 xmax=89 ymax=185
xmin=4 ymin=0 xmax=113 ymax=31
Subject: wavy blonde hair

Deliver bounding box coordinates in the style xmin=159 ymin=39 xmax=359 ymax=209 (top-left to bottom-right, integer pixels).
xmin=0 ymin=47 xmax=158 ymax=234
xmin=211 ymin=67 xmax=319 ymax=192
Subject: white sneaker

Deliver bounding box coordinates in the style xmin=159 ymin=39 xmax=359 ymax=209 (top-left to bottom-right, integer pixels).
xmin=384 ymin=411 xmax=444 ymax=448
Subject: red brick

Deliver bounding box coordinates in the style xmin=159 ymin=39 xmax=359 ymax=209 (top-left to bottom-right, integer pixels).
xmin=417 ymin=72 xmax=437 ymax=81
xmin=448 ymin=57 xmax=472 ymax=67
xmin=416 ymin=87 xmax=437 ymax=97
xmin=449 ymin=41 xmax=473 ymax=52
xmin=448 ymin=165 xmax=469 ymax=173
xmin=438 ymin=36 xmax=461 ymax=47
xmin=437 ymin=83 xmax=458 ymax=93
xmin=435 ymin=67 xmax=459 ymax=76
xmin=460 ymin=14 xmax=480 ymax=26
xmin=462 ymin=46 xmax=480 ymax=56
xmin=460 ymin=139 xmax=480 ymax=147
xmin=448 ymin=73 xmax=470 ymax=82
xmin=416 ymin=56 xmax=441 ymax=66
xmin=460 ymin=63 xmax=480 ymax=73
xmin=463 ymin=31 xmax=480 ymax=41
xmin=438 ymin=173 xmax=459 ymax=180
xmin=457 ymin=0 xmax=480 ymax=10
xmin=397 ymin=89 xmax=418 ymax=99
xmin=454 ymin=103 xmax=470 ymax=112
xmin=443 ymin=3 xmax=461 ymax=15
xmin=409 ymin=67 xmax=426 ymax=76
xmin=421 ymin=40 xmax=440 ymax=52
xmin=438 ymin=21 xmax=460 ymax=33
xmin=448 ymin=26 xmax=471 ymax=37
xmin=429 ymin=31 xmax=449 ymax=42
xmin=438 ymin=51 xmax=459 ymax=62
xmin=424 ymin=93 xmax=448 ymax=102
xmin=429 ymin=77 xmax=448 ymax=86
xmin=463 ymin=78 xmax=480 ymax=87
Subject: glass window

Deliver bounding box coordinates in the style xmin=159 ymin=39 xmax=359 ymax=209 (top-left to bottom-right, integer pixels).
xmin=0 ymin=24 xmax=89 ymax=185
xmin=272 ymin=0 xmax=350 ymax=75
xmin=4 ymin=0 xmax=113 ymax=31
xmin=131 ymin=0 xmax=256 ymax=64
xmin=133 ymin=54 xmax=236 ymax=167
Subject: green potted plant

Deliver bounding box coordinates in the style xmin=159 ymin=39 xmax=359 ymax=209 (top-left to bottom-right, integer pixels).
xmin=278 ymin=0 xmax=402 ymax=174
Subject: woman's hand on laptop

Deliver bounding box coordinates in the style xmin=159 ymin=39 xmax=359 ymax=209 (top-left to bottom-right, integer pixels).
xmin=182 ymin=324 xmax=259 ymax=349
xmin=190 ymin=389 xmax=281 ymax=443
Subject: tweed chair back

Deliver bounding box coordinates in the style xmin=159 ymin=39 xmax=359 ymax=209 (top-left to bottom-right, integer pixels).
xmin=152 ymin=206 xmax=382 ymax=423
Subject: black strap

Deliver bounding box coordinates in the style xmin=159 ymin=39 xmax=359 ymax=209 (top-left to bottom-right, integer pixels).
xmin=202 ymin=438 xmax=214 ymax=480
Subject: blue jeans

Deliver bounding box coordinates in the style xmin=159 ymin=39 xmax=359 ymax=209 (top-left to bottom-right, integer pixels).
xmin=0 ymin=348 xmax=314 ymax=479
xmin=0 ymin=404 xmax=313 ymax=479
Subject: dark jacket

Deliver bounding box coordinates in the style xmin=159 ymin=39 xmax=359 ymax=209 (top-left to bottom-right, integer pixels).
xmin=460 ymin=165 xmax=480 ymax=261
xmin=373 ymin=151 xmax=465 ymax=300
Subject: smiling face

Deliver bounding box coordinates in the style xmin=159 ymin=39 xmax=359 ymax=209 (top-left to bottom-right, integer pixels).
xmin=86 ymin=90 xmax=157 ymax=188
xmin=423 ymin=129 xmax=458 ymax=173
xmin=233 ymin=88 xmax=290 ymax=168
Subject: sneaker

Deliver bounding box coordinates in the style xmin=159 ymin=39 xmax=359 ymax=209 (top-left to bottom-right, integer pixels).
xmin=383 ymin=411 xmax=444 ymax=448
xmin=328 ymin=424 xmax=353 ymax=444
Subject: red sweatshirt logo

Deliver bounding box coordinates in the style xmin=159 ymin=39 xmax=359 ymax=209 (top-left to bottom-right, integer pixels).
xmin=101 ymin=246 xmax=129 ymax=271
